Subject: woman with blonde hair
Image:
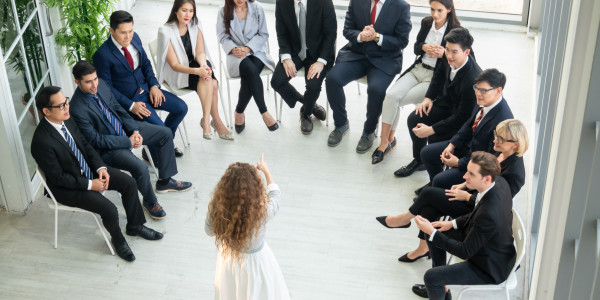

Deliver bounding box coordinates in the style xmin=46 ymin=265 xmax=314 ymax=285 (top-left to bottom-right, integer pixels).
xmin=376 ymin=119 xmax=528 ymax=263
xmin=205 ymin=154 xmax=290 ymax=300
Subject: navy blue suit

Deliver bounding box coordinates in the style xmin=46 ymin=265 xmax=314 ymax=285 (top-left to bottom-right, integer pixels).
xmin=93 ymin=33 xmax=187 ymax=138
xmin=70 ymin=79 xmax=179 ymax=205
xmin=422 ymin=98 xmax=514 ymax=188
xmin=326 ymin=0 xmax=411 ymax=134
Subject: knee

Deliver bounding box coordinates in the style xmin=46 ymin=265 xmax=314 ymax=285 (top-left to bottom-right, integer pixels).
xmin=158 ymin=126 xmax=173 ymax=141
xmin=130 ymin=160 xmax=151 ymax=179
xmin=306 ymin=79 xmax=323 ymax=93
xmin=270 ymin=75 xmax=285 ymax=90
xmin=407 ymin=111 xmax=420 ymax=128
xmin=423 ymin=269 xmax=437 ymax=287
xmin=325 ymin=70 xmax=343 ymax=88
xmin=367 ymin=84 xmax=387 ymax=100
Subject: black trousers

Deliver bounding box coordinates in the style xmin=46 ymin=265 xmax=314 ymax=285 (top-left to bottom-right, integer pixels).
xmin=237 ymin=56 xmax=267 ymax=114
xmin=409 ymin=186 xmax=472 ymax=240
xmin=406 ymin=105 xmax=453 ymax=162
xmin=52 ymin=166 xmax=146 ymax=243
xmin=421 ymin=140 xmax=468 ymax=187
xmin=270 ymin=54 xmax=328 ymax=116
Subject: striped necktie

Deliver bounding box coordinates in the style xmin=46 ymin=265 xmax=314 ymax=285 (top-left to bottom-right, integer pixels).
xmin=93 ymin=96 xmax=126 ymax=136
xmin=61 ymin=125 xmax=93 ymax=180
xmin=471 ymin=107 xmax=485 ymax=131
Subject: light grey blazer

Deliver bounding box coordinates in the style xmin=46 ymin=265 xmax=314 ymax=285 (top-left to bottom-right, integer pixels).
xmin=157 ymin=21 xmax=214 ymax=89
xmin=216 ymin=1 xmax=275 ymax=77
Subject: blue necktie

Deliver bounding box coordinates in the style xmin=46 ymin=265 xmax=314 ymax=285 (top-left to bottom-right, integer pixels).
xmin=93 ymin=96 xmax=126 ymax=136
xmin=61 ymin=125 xmax=93 ymax=180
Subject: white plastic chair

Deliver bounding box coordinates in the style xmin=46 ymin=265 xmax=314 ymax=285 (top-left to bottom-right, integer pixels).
xmin=218 ymin=42 xmax=279 ymax=128
xmin=138 ymin=145 xmax=158 ymax=176
xmin=454 ymin=208 xmax=526 ymax=300
xmin=35 ymin=167 xmax=115 ymax=255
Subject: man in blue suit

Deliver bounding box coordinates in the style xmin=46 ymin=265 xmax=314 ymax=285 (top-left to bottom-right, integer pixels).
xmin=93 ymin=10 xmax=187 ymax=157
xmin=326 ymin=0 xmax=411 ymax=153
xmin=419 ymin=68 xmax=514 ymax=191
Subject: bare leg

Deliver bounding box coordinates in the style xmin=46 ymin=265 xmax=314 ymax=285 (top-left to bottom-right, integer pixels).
xmin=406 ymin=238 xmax=430 ymax=259
xmin=376 ymin=122 xmax=393 ymax=151
xmin=388 ymin=129 xmax=396 ymax=144
xmin=385 ymin=211 xmax=415 ymax=227
xmin=196 ymin=78 xmax=212 ymax=134
xmin=261 ymin=111 xmax=277 ymax=127
xmin=208 ymin=79 xmax=230 ymax=135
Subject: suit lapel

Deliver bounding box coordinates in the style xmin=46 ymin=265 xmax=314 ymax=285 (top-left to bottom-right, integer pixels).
xmin=474 ymin=99 xmax=505 ymax=136
xmin=230 ymin=10 xmax=245 ymax=44
xmin=448 ymin=58 xmax=470 ymax=88
xmin=362 ymin=0 xmax=372 ymax=26
xmin=374 ymin=0 xmax=391 ymax=29
xmin=109 ymin=41 xmax=134 ymax=72
xmin=42 ymin=118 xmax=78 ymax=161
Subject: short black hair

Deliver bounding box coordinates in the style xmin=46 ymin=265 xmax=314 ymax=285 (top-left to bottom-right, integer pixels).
xmin=110 ymin=10 xmax=134 ymax=30
xmin=475 ymin=68 xmax=507 ymax=89
xmin=470 ymin=151 xmax=501 ymax=181
xmin=35 ymin=86 xmax=62 ymax=115
xmin=72 ymin=60 xmax=96 ymax=80
xmin=443 ymin=27 xmax=473 ymax=51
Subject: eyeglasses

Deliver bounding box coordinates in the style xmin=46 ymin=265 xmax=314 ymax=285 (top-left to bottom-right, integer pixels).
xmin=493 ymin=130 xmax=516 ymax=144
xmin=473 ymin=85 xmax=496 ymax=94
xmin=47 ymin=97 xmax=70 ymax=111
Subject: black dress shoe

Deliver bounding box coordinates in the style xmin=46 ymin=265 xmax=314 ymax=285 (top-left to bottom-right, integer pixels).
xmin=112 ymin=239 xmax=135 ymax=262
xmin=267 ymin=122 xmax=279 ymax=131
xmin=375 ymin=216 xmax=411 ymax=228
xmin=371 ymin=149 xmax=385 ymax=164
xmin=414 ymin=182 xmax=431 ymax=196
xmin=394 ymin=159 xmax=425 ymax=177
xmin=300 ymin=114 xmax=313 ymax=134
xmin=126 ymin=225 xmax=164 ymax=240
xmin=235 ymin=122 xmax=245 ymax=134
xmin=174 ymin=147 xmax=184 ymax=157
xmin=398 ymin=251 xmax=430 ymax=262
xmin=312 ymin=103 xmax=327 ymax=121
xmin=412 ymin=284 xmax=451 ymax=299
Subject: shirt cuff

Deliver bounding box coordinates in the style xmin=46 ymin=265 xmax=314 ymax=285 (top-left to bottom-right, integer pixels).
xmin=280 ymin=53 xmax=291 ymax=62
xmin=452 ymin=219 xmax=458 ymax=229
xmin=357 ymin=34 xmax=363 ymax=43
xmin=266 ymin=183 xmax=280 ymax=194
xmin=129 ymin=102 xmax=135 ymax=112
xmin=377 ymin=34 xmax=383 ymax=46
xmin=429 ymin=229 xmax=437 ymax=241
xmin=87 ymin=180 xmax=92 ymax=191
xmin=317 ymin=58 xmax=327 ymax=66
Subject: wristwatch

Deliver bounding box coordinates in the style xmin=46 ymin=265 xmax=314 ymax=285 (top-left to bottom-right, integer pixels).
xmin=374 ymin=33 xmax=381 ymax=43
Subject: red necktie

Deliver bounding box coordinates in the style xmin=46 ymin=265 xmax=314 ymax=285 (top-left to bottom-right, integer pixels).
xmin=370 ymin=0 xmax=380 ymax=25
xmin=122 ymin=47 xmax=134 ymax=70
xmin=471 ymin=107 xmax=485 ymax=131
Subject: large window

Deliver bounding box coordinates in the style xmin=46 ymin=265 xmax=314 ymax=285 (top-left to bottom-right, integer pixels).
xmin=407 ymin=0 xmax=525 ymax=16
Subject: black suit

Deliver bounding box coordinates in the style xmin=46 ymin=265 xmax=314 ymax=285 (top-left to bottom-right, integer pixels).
xmin=424 ymin=177 xmax=516 ymax=299
xmin=31 ymin=118 xmax=146 ymax=243
xmin=70 ymin=79 xmax=178 ymax=205
xmin=326 ymin=0 xmax=411 ymax=134
xmin=271 ymin=0 xmax=337 ymax=116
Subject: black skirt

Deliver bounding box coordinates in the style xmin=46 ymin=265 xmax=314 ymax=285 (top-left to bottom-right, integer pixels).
xmin=187 ymin=60 xmax=217 ymax=90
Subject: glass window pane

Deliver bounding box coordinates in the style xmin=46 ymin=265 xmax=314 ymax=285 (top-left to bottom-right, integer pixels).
xmin=23 ymin=16 xmax=48 ymax=87
xmin=6 ymin=47 xmax=30 ymax=119
xmin=15 ymin=0 xmax=36 ymax=28
xmin=407 ymin=0 xmax=524 ymax=15
xmin=0 ymin=0 xmax=18 ymax=51
xmin=19 ymin=108 xmax=37 ymax=179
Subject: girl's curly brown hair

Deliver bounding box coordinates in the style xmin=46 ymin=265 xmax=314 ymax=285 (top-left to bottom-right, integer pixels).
xmin=208 ymin=162 xmax=268 ymax=261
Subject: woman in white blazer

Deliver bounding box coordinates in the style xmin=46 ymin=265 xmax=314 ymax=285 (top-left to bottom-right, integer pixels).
xmin=217 ymin=0 xmax=278 ymax=133
xmin=157 ymin=0 xmax=233 ymax=140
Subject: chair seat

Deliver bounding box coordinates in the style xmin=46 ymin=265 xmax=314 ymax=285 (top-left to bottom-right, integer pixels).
xmin=162 ymin=82 xmax=191 ymax=97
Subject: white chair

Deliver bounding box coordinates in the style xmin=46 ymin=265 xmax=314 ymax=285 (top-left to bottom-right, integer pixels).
xmin=218 ymin=42 xmax=279 ymax=128
xmin=454 ymin=208 xmax=526 ymax=300
xmin=35 ymin=167 xmax=115 ymax=255
xmin=139 ymin=145 xmax=158 ymax=176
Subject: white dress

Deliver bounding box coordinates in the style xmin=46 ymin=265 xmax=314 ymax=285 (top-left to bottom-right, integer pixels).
xmin=206 ymin=184 xmax=290 ymax=300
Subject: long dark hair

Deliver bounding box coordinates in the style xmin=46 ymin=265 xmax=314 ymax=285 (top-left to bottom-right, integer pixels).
xmin=430 ymin=0 xmax=460 ymax=30
xmin=166 ymin=0 xmax=198 ymax=25
xmin=223 ymin=0 xmax=255 ymax=35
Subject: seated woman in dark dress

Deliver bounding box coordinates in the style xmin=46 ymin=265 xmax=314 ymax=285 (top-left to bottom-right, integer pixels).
xmin=376 ymin=119 xmax=529 ymax=262
xmin=157 ymin=0 xmax=233 ymax=140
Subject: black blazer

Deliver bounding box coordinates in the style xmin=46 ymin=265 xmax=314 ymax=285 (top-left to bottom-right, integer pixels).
xmin=426 ymin=55 xmax=481 ymax=137
xmin=70 ymin=79 xmax=139 ymax=155
xmin=275 ymin=0 xmax=337 ymax=68
xmin=337 ymin=0 xmax=412 ymax=76
xmin=432 ymin=177 xmax=517 ymax=284
xmin=450 ymin=98 xmax=514 ymax=171
xmin=31 ymin=118 xmax=106 ymax=197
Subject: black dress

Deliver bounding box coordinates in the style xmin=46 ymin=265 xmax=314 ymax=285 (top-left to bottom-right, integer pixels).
xmin=181 ymin=30 xmax=215 ymax=90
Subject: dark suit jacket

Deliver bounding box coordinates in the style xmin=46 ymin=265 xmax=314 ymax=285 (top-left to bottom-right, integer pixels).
xmin=31 ymin=118 xmax=106 ymax=197
xmin=69 ymin=79 xmax=140 ymax=155
xmin=450 ymin=98 xmax=514 ymax=171
xmin=275 ymin=0 xmax=337 ymax=68
xmin=432 ymin=177 xmax=517 ymax=284
xmin=426 ymin=55 xmax=481 ymax=137
xmin=337 ymin=0 xmax=412 ymax=76
xmin=467 ymin=153 xmax=526 ymax=207
xmin=93 ymin=33 xmax=160 ymax=110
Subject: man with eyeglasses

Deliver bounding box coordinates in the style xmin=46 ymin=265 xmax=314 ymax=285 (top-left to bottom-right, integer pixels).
xmin=420 ymin=68 xmax=514 ymax=190
xmin=31 ymin=86 xmax=164 ymax=262
xmin=394 ymin=28 xmax=480 ymax=180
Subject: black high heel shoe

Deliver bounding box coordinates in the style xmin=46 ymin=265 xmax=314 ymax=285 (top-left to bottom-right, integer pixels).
xmin=375 ymin=216 xmax=411 ymax=229
xmin=235 ymin=121 xmax=245 ymax=134
xmin=267 ymin=122 xmax=279 ymax=131
xmin=398 ymin=251 xmax=431 ymax=263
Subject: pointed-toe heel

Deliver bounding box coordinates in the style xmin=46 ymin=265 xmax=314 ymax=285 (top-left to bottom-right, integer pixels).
xmin=398 ymin=251 xmax=431 ymax=263
xmin=375 ymin=216 xmax=411 ymax=229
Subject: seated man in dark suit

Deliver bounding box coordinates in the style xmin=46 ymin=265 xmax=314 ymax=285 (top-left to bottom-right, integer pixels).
xmin=413 ymin=151 xmax=517 ymax=299
xmin=270 ymin=0 xmax=337 ymax=134
xmin=93 ymin=10 xmax=187 ymax=157
xmin=326 ymin=0 xmax=411 ymax=152
xmin=31 ymin=86 xmax=164 ymax=262
xmin=69 ymin=60 xmax=192 ymax=219
xmin=394 ymin=28 xmax=480 ymax=178
xmin=419 ymin=68 xmax=514 ymax=191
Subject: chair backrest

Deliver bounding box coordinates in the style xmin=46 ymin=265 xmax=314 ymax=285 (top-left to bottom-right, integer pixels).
xmin=148 ymin=39 xmax=159 ymax=69
xmin=509 ymin=208 xmax=526 ymax=275
xmin=35 ymin=167 xmax=59 ymax=206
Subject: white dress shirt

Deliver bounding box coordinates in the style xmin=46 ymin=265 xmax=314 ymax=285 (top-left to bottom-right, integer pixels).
xmin=357 ymin=0 xmax=384 ymax=46
xmin=473 ymin=95 xmax=503 ymax=129
xmin=280 ymin=0 xmax=328 ymax=65
xmin=421 ymin=21 xmax=447 ymax=68
xmin=449 ymin=55 xmax=469 ymax=81
xmin=45 ymin=118 xmax=105 ymax=190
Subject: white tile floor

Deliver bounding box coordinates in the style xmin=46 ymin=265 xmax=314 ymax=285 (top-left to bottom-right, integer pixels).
xmin=0 ymin=1 xmax=534 ymax=299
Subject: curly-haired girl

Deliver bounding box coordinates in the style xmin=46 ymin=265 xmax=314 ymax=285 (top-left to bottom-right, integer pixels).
xmin=205 ymin=154 xmax=290 ymax=300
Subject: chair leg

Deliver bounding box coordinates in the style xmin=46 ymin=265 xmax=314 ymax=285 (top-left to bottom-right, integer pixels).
xmin=91 ymin=214 xmax=115 ymax=256
xmin=143 ymin=145 xmax=158 ymax=176
xmin=54 ymin=207 xmax=58 ymax=249
xmin=179 ymin=121 xmax=190 ymax=148
xmin=273 ymin=90 xmax=280 ymax=123
xmin=357 ymin=81 xmax=361 ymax=95
xmin=326 ymin=101 xmax=330 ymax=127
xmin=218 ymin=83 xmax=230 ymax=128
xmin=457 ymin=288 xmax=466 ymax=300
xmin=226 ymin=79 xmax=233 ymax=130
xmin=504 ymin=287 xmax=510 ymax=300
xmin=278 ymin=98 xmax=283 ymax=123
